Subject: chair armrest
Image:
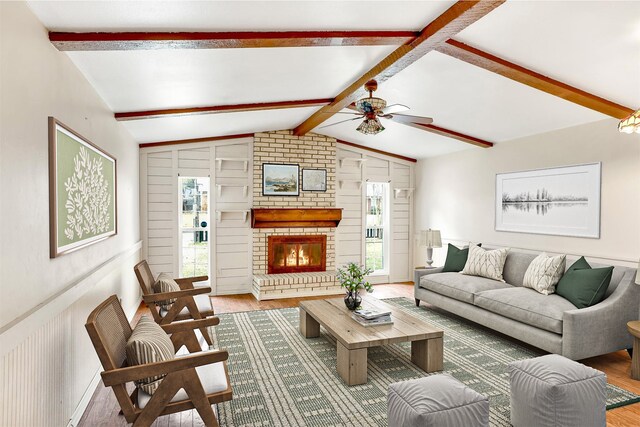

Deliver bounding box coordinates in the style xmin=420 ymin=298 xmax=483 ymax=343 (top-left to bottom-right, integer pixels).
xmin=143 ymin=286 xmax=211 ymax=303
xmin=414 ymin=267 xmax=444 ymax=292
xmin=175 ymin=276 xmax=209 ymax=289
xmin=562 ymin=271 xmax=639 ymax=359
xmin=161 ymin=317 xmax=220 ymax=334
xmin=101 ymin=349 xmax=229 ymax=386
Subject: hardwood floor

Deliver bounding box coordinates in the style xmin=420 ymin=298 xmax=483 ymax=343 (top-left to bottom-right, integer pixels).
xmin=79 ymin=282 xmax=639 ymax=427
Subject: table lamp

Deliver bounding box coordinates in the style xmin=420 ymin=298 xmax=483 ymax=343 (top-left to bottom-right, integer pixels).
xmin=421 ymin=229 xmax=442 ymax=268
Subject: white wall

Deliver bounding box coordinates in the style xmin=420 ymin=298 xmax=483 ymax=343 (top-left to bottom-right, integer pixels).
xmin=414 ymin=118 xmax=640 ymax=267
xmin=0 ymin=2 xmax=141 ymax=425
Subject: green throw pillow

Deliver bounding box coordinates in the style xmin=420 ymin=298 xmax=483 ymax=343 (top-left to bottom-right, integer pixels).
xmin=442 ymin=243 xmax=481 ymax=273
xmin=556 ymin=257 xmax=613 ymax=309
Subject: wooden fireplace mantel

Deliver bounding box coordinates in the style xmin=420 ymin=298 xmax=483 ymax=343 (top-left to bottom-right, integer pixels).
xmin=251 ymin=208 xmax=342 ymax=228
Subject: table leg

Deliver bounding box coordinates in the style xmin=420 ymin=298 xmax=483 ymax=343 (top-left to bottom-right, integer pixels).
xmin=632 ymin=335 xmax=640 ymax=380
xmin=299 ymin=308 xmax=320 ymax=338
xmin=411 ymin=337 xmax=443 ymax=373
xmin=337 ymin=341 xmax=367 ymax=386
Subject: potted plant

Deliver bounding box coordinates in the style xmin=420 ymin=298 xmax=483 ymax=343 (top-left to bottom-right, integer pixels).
xmin=337 ymin=262 xmax=373 ymax=310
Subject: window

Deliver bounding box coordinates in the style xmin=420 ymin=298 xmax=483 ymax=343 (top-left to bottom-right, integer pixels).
xmin=179 ymin=177 xmax=210 ymax=278
xmin=365 ymin=182 xmax=389 ymax=274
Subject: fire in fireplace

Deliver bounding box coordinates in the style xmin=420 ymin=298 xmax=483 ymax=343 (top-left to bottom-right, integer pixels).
xmin=268 ymin=235 xmax=326 ymax=274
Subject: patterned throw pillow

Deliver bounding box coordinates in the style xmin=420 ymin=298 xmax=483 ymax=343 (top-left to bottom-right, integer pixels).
xmin=126 ymin=316 xmax=175 ymax=394
xmin=152 ymin=272 xmax=180 ymax=310
xmin=461 ymin=246 xmax=510 ymax=282
xmin=522 ymin=253 xmax=566 ymax=295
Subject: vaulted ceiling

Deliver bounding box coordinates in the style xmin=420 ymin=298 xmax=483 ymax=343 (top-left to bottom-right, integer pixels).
xmin=28 ymin=1 xmax=640 ymax=158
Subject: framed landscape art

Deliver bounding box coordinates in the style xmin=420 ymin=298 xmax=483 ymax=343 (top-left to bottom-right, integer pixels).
xmin=49 ymin=117 xmax=117 ymax=257
xmin=262 ymin=163 xmax=299 ymax=196
xmin=302 ymin=168 xmax=327 ymax=192
xmin=495 ymin=163 xmax=601 ymax=238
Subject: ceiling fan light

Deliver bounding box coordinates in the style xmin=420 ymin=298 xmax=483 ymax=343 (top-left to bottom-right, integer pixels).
xmin=356 ymin=118 xmax=385 ymax=135
xmin=618 ymin=108 xmax=640 ymax=134
xmin=355 ymin=97 xmax=387 ymax=113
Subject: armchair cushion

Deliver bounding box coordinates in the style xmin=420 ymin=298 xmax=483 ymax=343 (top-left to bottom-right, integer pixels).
xmin=153 ymin=273 xmax=180 ymax=310
xmin=137 ymin=353 xmax=228 ymax=408
xmin=160 ymin=293 xmax=213 ymax=318
xmin=126 ymin=316 xmax=175 ymax=395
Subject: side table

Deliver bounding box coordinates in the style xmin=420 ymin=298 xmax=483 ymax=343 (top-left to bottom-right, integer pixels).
xmin=627 ymin=321 xmax=640 ymax=380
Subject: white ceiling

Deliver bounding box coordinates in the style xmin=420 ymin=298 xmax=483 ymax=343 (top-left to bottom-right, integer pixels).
xmin=27 ymin=1 xmax=640 ymax=158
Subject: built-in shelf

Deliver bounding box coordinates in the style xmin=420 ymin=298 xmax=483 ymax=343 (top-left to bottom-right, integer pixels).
xmin=216 ymin=184 xmax=248 ymax=198
xmin=338 ymin=180 xmax=363 ymax=190
xmin=216 ymin=210 xmax=250 ymax=223
xmin=215 ymin=157 xmax=249 ymax=172
xmin=339 ymin=158 xmax=367 ymax=168
xmin=394 ymin=188 xmax=414 ymax=199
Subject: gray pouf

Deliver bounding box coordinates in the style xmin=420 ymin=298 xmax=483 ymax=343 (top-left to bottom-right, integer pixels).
xmin=387 ymin=374 xmax=489 ymax=427
xmin=509 ymin=354 xmax=606 ymax=427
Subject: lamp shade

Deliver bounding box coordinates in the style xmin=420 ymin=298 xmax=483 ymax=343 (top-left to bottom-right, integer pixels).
xmin=618 ymin=108 xmax=640 ymax=134
xmin=420 ymin=229 xmax=442 ymax=248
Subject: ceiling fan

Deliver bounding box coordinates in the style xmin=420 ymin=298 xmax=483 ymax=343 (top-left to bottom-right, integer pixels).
xmin=320 ymin=79 xmax=433 ymax=135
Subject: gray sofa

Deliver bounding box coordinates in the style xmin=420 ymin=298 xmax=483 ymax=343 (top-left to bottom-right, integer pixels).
xmin=414 ymin=250 xmax=640 ymax=360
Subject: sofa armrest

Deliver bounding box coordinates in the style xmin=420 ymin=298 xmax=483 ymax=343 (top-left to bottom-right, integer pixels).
xmin=414 ymin=267 xmax=444 ymax=292
xmin=562 ymin=271 xmax=639 ymax=359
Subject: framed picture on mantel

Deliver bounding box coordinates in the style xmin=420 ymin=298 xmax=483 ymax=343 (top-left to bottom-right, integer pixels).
xmin=495 ymin=163 xmax=601 ymax=238
xmin=262 ymin=163 xmax=299 ymax=196
xmin=49 ymin=117 xmax=117 ymax=257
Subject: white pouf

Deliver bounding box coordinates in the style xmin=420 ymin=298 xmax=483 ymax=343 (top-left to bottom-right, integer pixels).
xmin=387 ymin=374 xmax=489 ymax=427
xmin=509 ymin=354 xmax=606 ymax=427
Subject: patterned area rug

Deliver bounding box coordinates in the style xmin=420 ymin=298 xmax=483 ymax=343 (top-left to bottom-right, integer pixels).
xmin=211 ymin=297 xmax=640 ymax=427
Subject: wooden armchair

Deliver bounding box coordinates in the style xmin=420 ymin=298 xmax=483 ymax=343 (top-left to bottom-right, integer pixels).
xmin=134 ymin=260 xmax=215 ymax=346
xmin=85 ymin=295 xmax=232 ymax=427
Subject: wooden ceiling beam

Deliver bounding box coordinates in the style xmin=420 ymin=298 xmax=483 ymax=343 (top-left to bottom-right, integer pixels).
xmin=116 ymin=98 xmax=333 ymax=121
xmin=49 ymin=31 xmax=418 ymax=51
xmin=138 ymin=133 xmax=253 ymax=149
xmin=293 ymin=0 xmax=505 ymax=136
xmin=436 ymin=39 xmax=634 ymax=119
xmin=404 ymin=123 xmax=494 ymax=148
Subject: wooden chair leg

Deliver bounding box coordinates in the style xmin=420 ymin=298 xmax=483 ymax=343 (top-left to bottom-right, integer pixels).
xmin=185 ymin=299 xmax=214 ymax=346
xmin=182 ymin=369 xmax=219 ymax=427
xmin=132 ymin=373 xmax=183 ymax=427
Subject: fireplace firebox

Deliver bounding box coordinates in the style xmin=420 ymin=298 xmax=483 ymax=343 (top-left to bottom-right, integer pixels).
xmin=268 ymin=235 xmax=326 ymax=274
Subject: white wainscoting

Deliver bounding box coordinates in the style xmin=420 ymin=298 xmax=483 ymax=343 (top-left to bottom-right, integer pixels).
xmin=0 ymin=241 xmax=142 ymax=427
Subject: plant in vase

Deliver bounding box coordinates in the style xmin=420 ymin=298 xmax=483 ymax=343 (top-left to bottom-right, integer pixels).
xmin=337 ymin=262 xmax=373 ymax=310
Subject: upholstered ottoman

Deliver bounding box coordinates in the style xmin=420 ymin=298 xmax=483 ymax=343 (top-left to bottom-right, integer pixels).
xmin=387 ymin=374 xmax=489 ymax=427
xmin=509 ymin=354 xmax=606 ymax=427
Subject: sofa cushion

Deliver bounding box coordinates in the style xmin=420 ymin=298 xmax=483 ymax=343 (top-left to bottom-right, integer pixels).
xmin=474 ymin=287 xmax=576 ymax=334
xmin=442 ymin=243 xmax=481 ymax=273
xmin=502 ymin=251 xmax=538 ymax=287
xmin=420 ymin=273 xmax=512 ymax=304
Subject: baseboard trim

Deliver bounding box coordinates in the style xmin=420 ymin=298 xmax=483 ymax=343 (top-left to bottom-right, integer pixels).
xmin=68 ymin=369 xmax=102 ymax=427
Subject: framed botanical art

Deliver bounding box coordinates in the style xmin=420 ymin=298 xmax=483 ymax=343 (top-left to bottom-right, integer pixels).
xmin=302 ymin=168 xmax=327 ymax=192
xmin=262 ymin=163 xmax=299 ymax=196
xmin=49 ymin=117 xmax=117 ymax=257
xmin=495 ymin=163 xmax=601 ymax=238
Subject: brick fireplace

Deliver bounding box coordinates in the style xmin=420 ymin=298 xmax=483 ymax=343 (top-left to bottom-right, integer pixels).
xmin=268 ymin=235 xmax=326 ymax=274
xmin=251 ymin=130 xmax=341 ymax=300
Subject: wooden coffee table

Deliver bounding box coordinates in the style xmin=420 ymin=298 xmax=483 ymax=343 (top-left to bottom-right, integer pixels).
xmin=299 ymin=297 xmax=444 ymax=385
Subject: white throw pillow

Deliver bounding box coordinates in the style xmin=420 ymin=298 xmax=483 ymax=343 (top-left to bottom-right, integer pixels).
xmin=152 ymin=272 xmax=180 ymax=310
xmin=522 ymin=253 xmax=566 ymax=295
xmin=461 ymin=246 xmax=510 ymax=282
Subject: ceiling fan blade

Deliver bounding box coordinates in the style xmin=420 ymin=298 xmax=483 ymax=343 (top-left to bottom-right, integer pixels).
xmin=318 ymin=116 xmax=364 ymax=129
xmin=380 ymin=104 xmax=410 ymax=115
xmin=319 ymin=111 xmax=362 ymax=115
xmin=386 ymin=113 xmax=433 ymax=125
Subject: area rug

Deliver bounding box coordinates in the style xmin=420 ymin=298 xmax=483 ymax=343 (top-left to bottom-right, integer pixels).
xmin=211 ymin=297 xmax=640 ymax=427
